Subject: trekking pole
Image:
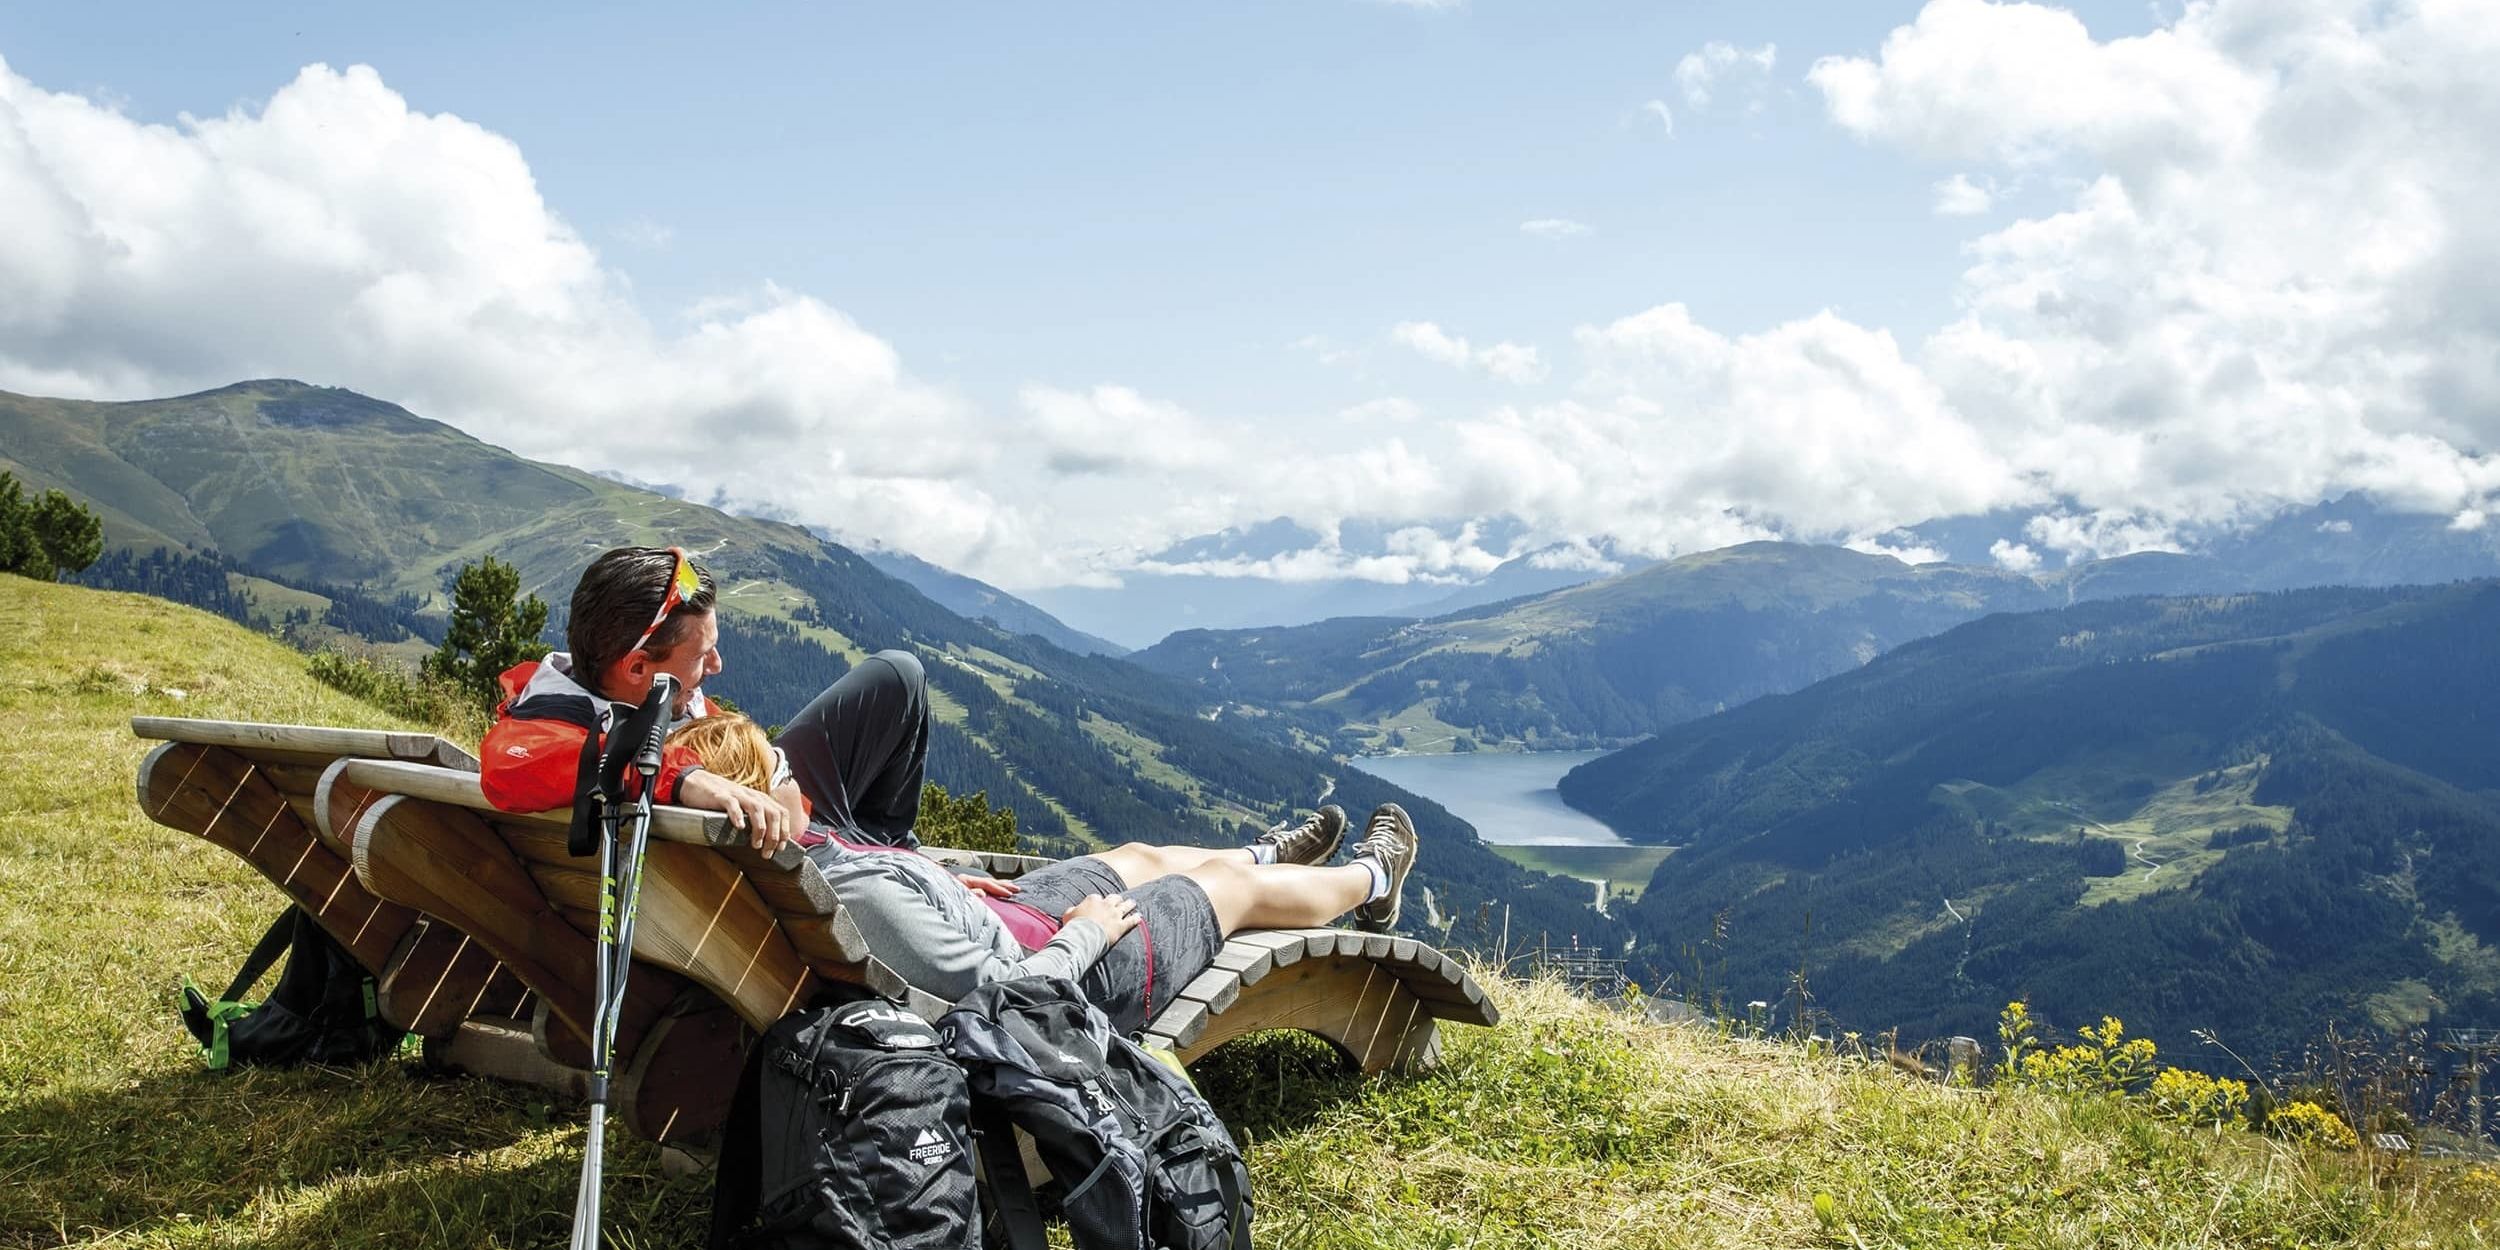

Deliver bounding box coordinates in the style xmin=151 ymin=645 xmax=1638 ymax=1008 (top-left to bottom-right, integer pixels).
xmin=571 ymin=675 xmax=677 ymax=1250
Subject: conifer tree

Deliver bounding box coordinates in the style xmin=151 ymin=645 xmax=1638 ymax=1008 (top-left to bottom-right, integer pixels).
xmin=30 ymin=487 xmax=103 ymax=579
xmin=424 ymin=556 xmax=550 ymax=710
xmin=0 ymin=473 xmax=104 ymax=582
xmin=0 ymin=475 xmax=33 ymax=576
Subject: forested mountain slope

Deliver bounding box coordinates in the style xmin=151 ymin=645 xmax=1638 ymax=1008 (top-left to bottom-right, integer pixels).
xmin=0 ymin=381 xmax=1615 ymax=953
xmin=1135 ymin=543 xmax=2058 ymax=750
xmin=1568 ymin=582 xmax=2500 ymax=1058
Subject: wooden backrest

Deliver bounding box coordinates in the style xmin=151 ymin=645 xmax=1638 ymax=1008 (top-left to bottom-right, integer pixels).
xmin=334 ymin=760 xmax=919 ymax=1031
xmin=134 ymin=716 xmax=481 ymax=771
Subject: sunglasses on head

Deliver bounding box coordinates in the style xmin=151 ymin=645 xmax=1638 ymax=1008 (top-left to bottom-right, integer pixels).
xmin=629 ymin=547 xmax=700 ymax=656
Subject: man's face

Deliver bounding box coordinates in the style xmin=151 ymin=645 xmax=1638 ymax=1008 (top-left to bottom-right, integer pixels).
xmin=607 ymin=608 xmax=721 ymax=715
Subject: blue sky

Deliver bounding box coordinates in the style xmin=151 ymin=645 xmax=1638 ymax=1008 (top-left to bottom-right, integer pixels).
xmin=1 ymin=1 xmax=2491 ymax=589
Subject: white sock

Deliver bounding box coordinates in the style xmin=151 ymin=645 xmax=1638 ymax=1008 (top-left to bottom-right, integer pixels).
xmin=1246 ymin=842 xmax=1278 ymax=866
xmin=1353 ymin=856 xmax=1390 ymax=902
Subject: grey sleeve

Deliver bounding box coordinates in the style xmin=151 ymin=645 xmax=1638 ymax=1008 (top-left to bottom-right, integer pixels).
xmin=830 ymin=869 xmax=1003 ymax=1000
xmin=998 ymin=919 xmax=1110 ymax=986
xmin=830 ymin=867 xmax=1112 ymax=999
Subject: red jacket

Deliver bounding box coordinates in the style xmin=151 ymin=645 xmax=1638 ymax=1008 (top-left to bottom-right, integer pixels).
xmin=479 ymin=654 xmax=707 ymax=813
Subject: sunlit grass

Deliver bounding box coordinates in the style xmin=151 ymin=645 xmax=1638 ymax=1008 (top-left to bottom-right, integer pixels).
xmin=4 ymin=576 xmax=2493 ymax=1248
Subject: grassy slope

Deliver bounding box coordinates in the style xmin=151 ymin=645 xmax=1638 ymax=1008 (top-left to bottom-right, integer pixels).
xmin=3 ymin=577 xmax=2492 ymax=1248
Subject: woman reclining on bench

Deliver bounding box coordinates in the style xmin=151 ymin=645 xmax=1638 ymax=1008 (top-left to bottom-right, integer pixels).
xmin=668 ymin=713 xmax=1419 ymax=1035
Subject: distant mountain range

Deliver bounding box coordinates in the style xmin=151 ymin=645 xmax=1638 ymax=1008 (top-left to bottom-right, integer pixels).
xmin=1568 ymin=581 xmax=2500 ymax=1058
xmin=1129 ymin=505 xmax=2500 ymax=754
xmin=0 ymin=379 xmax=1617 ymax=954
xmin=1022 ymin=520 xmax=1623 ymax=650
xmin=855 ymin=545 xmax=1127 ymax=657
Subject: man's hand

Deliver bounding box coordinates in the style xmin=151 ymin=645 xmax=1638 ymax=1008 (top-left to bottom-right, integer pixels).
xmin=1062 ymin=893 xmax=1140 ymax=944
xmin=958 ymin=874 xmax=1022 ymax=899
xmin=676 ymin=770 xmax=792 ymax=857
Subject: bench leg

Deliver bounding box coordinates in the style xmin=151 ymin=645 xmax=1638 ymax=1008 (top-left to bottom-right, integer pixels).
xmin=1164 ymin=956 xmax=1434 ymax=1076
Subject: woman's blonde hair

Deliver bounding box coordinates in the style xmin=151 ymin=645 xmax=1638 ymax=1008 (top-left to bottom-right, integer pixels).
xmin=666 ymin=712 xmax=776 ymax=791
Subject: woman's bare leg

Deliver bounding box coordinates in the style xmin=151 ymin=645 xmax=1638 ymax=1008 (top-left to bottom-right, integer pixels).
xmin=1090 ymin=840 xmax=1253 ymax=888
xmin=1175 ymin=859 xmax=1374 ymax=935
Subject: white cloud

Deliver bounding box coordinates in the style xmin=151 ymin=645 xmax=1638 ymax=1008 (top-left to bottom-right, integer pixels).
xmin=1675 ymin=41 xmax=1778 ymax=110
xmin=1019 ymin=383 xmax=1231 ymax=477
xmin=1288 ymin=334 xmax=1361 ymax=369
xmin=1847 ymin=534 xmax=1949 ymax=565
xmin=1804 ymin=0 xmax=2500 ymax=546
xmin=1340 ymin=396 xmax=1421 ymax=423
xmin=2315 ymin=519 xmax=2352 ymax=534
xmin=1642 ymin=99 xmax=1676 ymax=136
xmin=2452 ymin=509 xmax=2488 ymax=533
xmin=0 ymin=57 xmax=1103 ymax=583
xmin=1391 ymin=321 xmax=1548 ymax=384
xmin=1989 ymin=539 xmax=2041 ymax=573
xmin=1931 ymin=173 xmax=1993 ymax=216
xmin=1520 ymin=218 xmax=1593 ymax=239
xmin=11 ymin=0 xmax=2500 ymax=596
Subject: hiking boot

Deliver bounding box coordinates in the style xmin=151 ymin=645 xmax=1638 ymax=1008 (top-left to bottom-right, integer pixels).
xmin=1254 ymin=804 xmax=1345 ymax=867
xmin=1350 ymin=803 xmax=1417 ymax=933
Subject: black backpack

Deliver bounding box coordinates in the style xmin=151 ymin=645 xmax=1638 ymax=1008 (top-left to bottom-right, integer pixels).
xmin=941 ymin=977 xmax=1251 ymax=1250
xmin=177 ymin=907 xmax=404 ymax=1069
xmin=709 ymin=993 xmax=981 ymax=1250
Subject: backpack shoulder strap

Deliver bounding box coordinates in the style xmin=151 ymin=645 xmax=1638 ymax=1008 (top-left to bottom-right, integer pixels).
xmin=706 ymin=1026 xmax=771 ymax=1249
xmin=971 ymin=1103 xmax=1048 ymax=1250
xmin=1220 ymin=1156 xmax=1250 ymax=1250
xmin=220 ymin=908 xmax=304 ymax=1005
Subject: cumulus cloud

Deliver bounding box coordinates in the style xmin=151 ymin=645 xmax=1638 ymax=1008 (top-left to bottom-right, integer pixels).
xmin=1802 ymin=0 xmax=2500 ymax=549
xmin=1675 ymin=41 xmax=1778 ymax=110
xmin=0 ymin=57 xmax=1090 ymax=582
xmin=1520 ymin=218 xmax=1593 ymax=239
xmin=1931 ymin=173 xmax=1993 ymax=215
xmin=1391 ymin=321 xmax=1549 ymax=384
xmin=9 ymin=0 xmax=2500 ymax=596
xmin=1020 ymin=383 xmax=1231 ymax=477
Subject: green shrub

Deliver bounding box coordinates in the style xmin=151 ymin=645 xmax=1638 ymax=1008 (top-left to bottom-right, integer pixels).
xmin=917 ymin=782 xmax=1019 ymax=854
xmin=307 ymin=647 xmax=485 ymax=743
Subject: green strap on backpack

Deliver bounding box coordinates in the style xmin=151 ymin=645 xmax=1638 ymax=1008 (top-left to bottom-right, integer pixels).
xmin=176 ymin=907 xmax=406 ymax=1070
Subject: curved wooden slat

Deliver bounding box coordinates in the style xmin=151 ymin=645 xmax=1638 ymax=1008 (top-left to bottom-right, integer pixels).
xmin=133 ymin=716 xmax=478 ymax=770
xmin=524 ymin=847 xmax=819 ymax=1033
xmin=1166 ymin=954 xmax=1441 ymax=1076
xmin=349 ymin=792 xmax=673 ymax=1062
xmin=136 ymin=741 xmax=414 ymax=976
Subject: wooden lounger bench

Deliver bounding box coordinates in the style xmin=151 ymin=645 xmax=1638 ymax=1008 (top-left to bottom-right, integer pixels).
xmin=132 ymin=717 xmax=1499 ymax=1149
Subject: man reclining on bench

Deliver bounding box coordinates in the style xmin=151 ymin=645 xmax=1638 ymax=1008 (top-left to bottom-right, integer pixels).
xmin=479 ymin=544 xmax=1418 ymax=1034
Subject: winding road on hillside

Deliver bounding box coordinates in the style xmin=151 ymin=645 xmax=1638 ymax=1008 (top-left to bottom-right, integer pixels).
xmin=2056 ymin=801 xmax=2164 ymax=881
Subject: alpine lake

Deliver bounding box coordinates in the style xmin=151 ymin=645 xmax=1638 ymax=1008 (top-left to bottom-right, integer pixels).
xmin=1350 ymin=750 xmax=1673 ymax=906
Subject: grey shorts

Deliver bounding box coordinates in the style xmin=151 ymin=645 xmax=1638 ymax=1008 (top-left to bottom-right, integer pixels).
xmin=1010 ymin=855 xmax=1222 ymax=1037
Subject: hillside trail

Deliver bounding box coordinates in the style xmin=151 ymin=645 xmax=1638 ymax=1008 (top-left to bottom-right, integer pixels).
xmin=2058 ymin=801 xmax=2165 ymax=881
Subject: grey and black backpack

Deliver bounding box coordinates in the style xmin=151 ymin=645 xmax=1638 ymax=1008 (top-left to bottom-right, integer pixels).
xmin=942 ymin=977 xmax=1251 ymax=1250
xmin=709 ymin=993 xmax=981 ymax=1250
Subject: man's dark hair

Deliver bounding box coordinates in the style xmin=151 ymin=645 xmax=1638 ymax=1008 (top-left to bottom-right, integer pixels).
xmin=568 ymin=546 xmax=718 ymax=696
